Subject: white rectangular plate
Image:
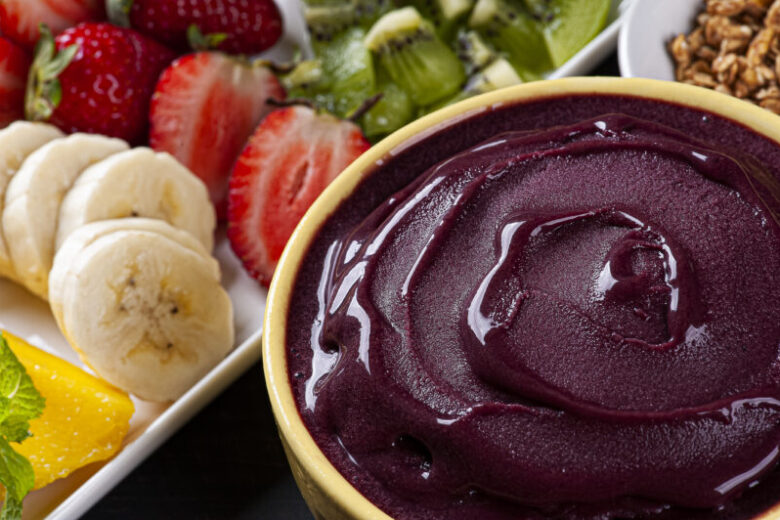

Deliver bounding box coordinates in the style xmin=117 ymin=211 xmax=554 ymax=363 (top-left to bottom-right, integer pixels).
xmin=0 ymin=1 xmax=630 ymax=518
xmin=0 ymin=233 xmax=266 ymax=520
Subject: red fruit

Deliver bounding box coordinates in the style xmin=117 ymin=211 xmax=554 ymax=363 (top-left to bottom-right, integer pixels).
xmin=227 ymin=106 xmax=370 ymax=286
xmin=26 ymin=23 xmax=175 ymax=144
xmin=108 ymin=0 xmax=283 ymax=55
xmin=149 ymin=52 xmax=285 ymax=217
xmin=0 ymin=37 xmax=31 ymax=128
xmin=0 ymin=0 xmax=105 ymax=50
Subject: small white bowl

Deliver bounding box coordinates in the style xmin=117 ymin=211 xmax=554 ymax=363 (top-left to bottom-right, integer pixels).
xmin=618 ymin=0 xmax=702 ymax=79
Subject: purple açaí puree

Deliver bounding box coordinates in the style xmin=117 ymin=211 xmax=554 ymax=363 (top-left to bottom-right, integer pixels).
xmin=285 ymin=95 xmax=780 ymax=520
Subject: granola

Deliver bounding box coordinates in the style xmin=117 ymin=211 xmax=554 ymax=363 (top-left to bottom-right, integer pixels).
xmin=669 ymin=0 xmax=780 ymax=113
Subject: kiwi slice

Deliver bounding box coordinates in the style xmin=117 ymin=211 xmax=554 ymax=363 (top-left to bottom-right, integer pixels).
xmin=427 ymin=56 xmax=521 ymax=111
xmin=314 ymin=27 xmax=376 ymax=116
xmin=305 ymin=3 xmax=358 ymax=42
xmin=365 ymin=7 xmax=466 ymax=106
xmin=456 ymin=30 xmax=497 ymax=75
xmin=524 ymin=0 xmax=610 ymax=67
xmin=406 ymin=0 xmax=474 ymax=40
xmin=468 ymin=0 xmax=552 ymax=80
xmin=286 ymin=27 xmax=376 ymax=117
xmin=281 ymin=60 xmax=324 ymax=91
xmin=362 ymin=66 xmax=416 ymax=139
xmin=304 ymin=0 xmax=392 ymax=40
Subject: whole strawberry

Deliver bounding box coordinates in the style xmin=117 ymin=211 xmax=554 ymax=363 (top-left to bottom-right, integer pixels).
xmin=26 ymin=23 xmax=175 ymax=143
xmin=108 ymin=0 xmax=283 ymax=54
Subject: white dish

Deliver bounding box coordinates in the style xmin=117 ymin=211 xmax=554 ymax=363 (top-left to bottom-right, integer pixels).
xmin=2 ymin=1 xmax=632 ymax=518
xmin=618 ymin=0 xmax=701 ymax=79
xmin=2 ymin=232 xmax=266 ymax=520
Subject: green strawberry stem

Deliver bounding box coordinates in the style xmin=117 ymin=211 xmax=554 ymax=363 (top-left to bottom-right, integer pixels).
xmin=187 ymin=25 xmax=228 ymax=51
xmin=25 ymin=24 xmax=78 ymax=122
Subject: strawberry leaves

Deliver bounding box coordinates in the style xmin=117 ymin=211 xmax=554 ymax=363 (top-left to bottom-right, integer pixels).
xmin=24 ymin=25 xmax=77 ymax=122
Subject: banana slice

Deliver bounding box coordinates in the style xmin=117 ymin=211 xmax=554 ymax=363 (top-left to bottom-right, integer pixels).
xmin=3 ymin=134 xmax=129 ymax=298
xmin=56 ymin=148 xmax=216 ymax=253
xmin=49 ymin=218 xmax=214 ymax=330
xmin=52 ymin=225 xmax=234 ymax=402
xmin=0 ymin=122 xmax=64 ymax=280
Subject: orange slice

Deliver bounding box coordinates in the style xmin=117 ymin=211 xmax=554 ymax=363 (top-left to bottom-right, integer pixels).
xmin=3 ymin=331 xmax=134 ymax=490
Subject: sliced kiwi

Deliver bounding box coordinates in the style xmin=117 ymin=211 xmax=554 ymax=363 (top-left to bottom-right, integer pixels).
xmin=361 ymin=65 xmax=416 ymax=139
xmin=365 ymin=7 xmax=466 ymax=106
xmin=406 ymin=0 xmax=474 ymax=40
xmin=468 ymin=0 xmax=551 ymax=80
xmin=524 ymin=0 xmax=610 ymax=67
xmin=281 ymin=60 xmax=324 ymax=91
xmin=285 ymin=27 xmax=376 ymax=117
xmin=315 ymin=26 xmax=376 ymax=116
xmin=304 ymin=0 xmax=392 ymax=41
xmin=305 ymin=3 xmax=358 ymax=43
xmin=456 ymin=30 xmax=497 ymax=75
xmin=427 ymin=56 xmax=521 ymax=111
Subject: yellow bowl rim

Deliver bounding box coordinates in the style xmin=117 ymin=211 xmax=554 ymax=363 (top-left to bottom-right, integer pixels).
xmin=263 ymin=76 xmax=780 ymax=520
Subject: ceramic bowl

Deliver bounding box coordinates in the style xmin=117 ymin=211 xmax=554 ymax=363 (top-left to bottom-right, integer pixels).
xmin=618 ymin=0 xmax=701 ymax=79
xmin=263 ymin=77 xmax=780 ymax=520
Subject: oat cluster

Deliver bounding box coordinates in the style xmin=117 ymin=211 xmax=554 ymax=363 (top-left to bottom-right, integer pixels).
xmin=670 ymin=0 xmax=780 ymax=113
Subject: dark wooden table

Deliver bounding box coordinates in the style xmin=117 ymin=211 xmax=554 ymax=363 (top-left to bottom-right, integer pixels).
xmin=83 ymin=54 xmax=621 ymax=520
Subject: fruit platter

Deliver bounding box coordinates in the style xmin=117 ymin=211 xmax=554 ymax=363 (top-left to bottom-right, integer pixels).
xmin=0 ymin=0 xmax=631 ymax=518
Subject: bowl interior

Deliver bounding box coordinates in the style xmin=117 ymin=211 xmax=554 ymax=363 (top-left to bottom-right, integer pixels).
xmin=618 ymin=0 xmax=701 ymax=79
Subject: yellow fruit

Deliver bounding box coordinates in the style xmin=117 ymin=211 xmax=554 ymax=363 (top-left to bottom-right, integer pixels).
xmin=2 ymin=331 xmax=135 ymax=490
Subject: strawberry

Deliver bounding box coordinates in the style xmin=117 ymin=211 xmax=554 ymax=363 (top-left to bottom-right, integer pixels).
xmin=25 ymin=23 xmax=175 ymax=144
xmin=0 ymin=0 xmax=105 ymax=50
xmin=0 ymin=36 xmax=31 ymax=128
xmin=227 ymin=106 xmax=370 ymax=286
xmin=107 ymin=0 xmax=283 ymax=55
xmin=149 ymin=52 xmax=285 ymax=217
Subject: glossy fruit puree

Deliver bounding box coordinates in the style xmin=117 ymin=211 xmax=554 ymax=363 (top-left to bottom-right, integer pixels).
xmin=285 ymin=94 xmax=780 ymax=519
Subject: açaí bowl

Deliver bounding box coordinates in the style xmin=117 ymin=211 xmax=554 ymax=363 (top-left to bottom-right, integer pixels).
xmin=262 ymin=77 xmax=780 ymax=520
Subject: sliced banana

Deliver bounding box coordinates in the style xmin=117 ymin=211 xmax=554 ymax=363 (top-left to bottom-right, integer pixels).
xmin=49 ymin=218 xmax=215 ymax=330
xmin=53 ymin=226 xmax=234 ymax=402
xmin=0 ymin=122 xmax=64 ymax=280
xmin=3 ymin=134 xmax=129 ymax=298
xmin=56 ymin=148 xmax=216 ymax=253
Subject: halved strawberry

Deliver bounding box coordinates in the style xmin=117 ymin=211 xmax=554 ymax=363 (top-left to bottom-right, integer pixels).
xmin=227 ymin=106 xmax=370 ymax=286
xmin=0 ymin=0 xmax=105 ymax=50
xmin=149 ymin=52 xmax=285 ymax=217
xmin=0 ymin=36 xmax=30 ymax=128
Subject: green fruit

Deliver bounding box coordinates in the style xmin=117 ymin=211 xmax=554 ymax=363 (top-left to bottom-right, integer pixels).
xmin=314 ymin=27 xmax=376 ymax=116
xmin=456 ymin=30 xmax=498 ymax=75
xmin=362 ymin=66 xmax=416 ymax=139
xmin=406 ymin=0 xmax=474 ymax=40
xmin=365 ymin=7 xmax=466 ymax=106
xmin=527 ymin=0 xmax=611 ymax=67
xmin=468 ymin=0 xmax=552 ymax=80
xmin=426 ymin=57 xmax=522 ymax=112
xmin=304 ymin=0 xmax=392 ymax=40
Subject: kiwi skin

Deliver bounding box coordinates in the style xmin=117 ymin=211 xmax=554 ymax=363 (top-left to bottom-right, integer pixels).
xmin=365 ymin=7 xmax=466 ymax=106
